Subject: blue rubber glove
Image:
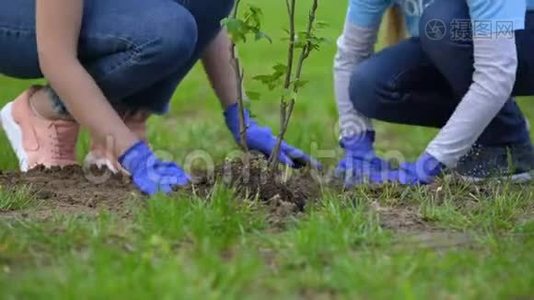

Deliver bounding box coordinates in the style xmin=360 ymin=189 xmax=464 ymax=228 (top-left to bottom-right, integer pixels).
xmin=224 ymin=103 xmax=321 ymax=169
xmin=388 ymin=152 xmax=444 ymax=185
xmin=335 ymin=131 xmax=390 ymax=186
xmin=119 ymin=141 xmax=190 ymax=195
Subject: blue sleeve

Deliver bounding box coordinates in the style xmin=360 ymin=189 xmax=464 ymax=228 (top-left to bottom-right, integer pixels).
xmin=347 ymin=0 xmax=392 ymax=28
xmin=467 ymin=0 xmax=527 ymax=34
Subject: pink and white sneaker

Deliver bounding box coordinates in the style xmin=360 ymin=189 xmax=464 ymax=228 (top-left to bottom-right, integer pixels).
xmin=0 ymin=87 xmax=80 ymax=172
xmin=83 ymin=110 xmax=150 ymax=173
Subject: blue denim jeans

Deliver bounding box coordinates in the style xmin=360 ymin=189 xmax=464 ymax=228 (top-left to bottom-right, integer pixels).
xmin=0 ymin=0 xmax=234 ymax=114
xmin=349 ymin=0 xmax=534 ymax=147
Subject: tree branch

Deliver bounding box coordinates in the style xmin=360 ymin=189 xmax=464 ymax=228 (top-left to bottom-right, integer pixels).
xmin=269 ymin=0 xmax=297 ymax=169
xmin=270 ymin=0 xmax=320 ymax=170
xmin=229 ymin=0 xmax=249 ymax=151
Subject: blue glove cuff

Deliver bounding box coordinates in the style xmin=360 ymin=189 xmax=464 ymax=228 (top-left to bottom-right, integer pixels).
xmin=418 ymin=152 xmax=445 ymax=178
xmin=224 ymin=103 xmax=253 ymax=140
xmin=119 ymin=141 xmax=152 ymax=173
xmin=340 ymin=131 xmax=375 ymax=152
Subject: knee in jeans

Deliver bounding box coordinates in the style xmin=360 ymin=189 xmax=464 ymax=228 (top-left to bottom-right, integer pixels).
xmin=139 ymin=7 xmax=198 ymax=72
xmin=419 ymin=0 xmax=470 ymax=53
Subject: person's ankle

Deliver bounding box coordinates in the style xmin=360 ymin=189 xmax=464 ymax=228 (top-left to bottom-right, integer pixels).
xmin=28 ymin=86 xmax=74 ymax=122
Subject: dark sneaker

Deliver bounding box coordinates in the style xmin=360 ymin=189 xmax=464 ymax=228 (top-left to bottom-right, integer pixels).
xmin=454 ymin=143 xmax=534 ymax=183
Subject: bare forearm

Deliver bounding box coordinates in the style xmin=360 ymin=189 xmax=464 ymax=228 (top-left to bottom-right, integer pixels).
xmin=36 ymin=0 xmax=137 ymax=157
xmin=201 ymin=30 xmax=239 ymax=109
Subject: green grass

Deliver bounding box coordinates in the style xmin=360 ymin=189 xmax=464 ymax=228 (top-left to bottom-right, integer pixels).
xmin=0 ymin=185 xmax=37 ymax=212
xmin=1 ymin=0 xmax=534 ymax=299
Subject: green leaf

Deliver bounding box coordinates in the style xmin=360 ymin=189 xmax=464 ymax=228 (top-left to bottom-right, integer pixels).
xmin=222 ymin=18 xmax=247 ymax=43
xmin=253 ymin=64 xmax=287 ymax=90
xmin=245 ymin=90 xmax=261 ymax=101
xmin=293 ymin=79 xmax=309 ymax=90
xmin=255 ymin=31 xmax=272 ymax=43
xmin=273 ymin=63 xmax=288 ymax=73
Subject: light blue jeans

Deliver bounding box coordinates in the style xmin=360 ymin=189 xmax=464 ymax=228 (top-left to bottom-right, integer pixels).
xmin=0 ymin=0 xmax=234 ymax=114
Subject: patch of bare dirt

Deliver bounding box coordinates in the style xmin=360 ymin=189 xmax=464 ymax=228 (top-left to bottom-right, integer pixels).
xmin=370 ymin=202 xmax=475 ymax=249
xmin=0 ymin=165 xmax=138 ymax=219
xmin=370 ymin=201 xmax=433 ymax=233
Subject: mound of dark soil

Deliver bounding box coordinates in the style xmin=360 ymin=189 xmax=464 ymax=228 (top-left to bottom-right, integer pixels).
xmin=191 ymin=154 xmax=322 ymax=211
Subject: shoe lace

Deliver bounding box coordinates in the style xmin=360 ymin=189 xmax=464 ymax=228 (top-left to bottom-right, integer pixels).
xmin=48 ymin=121 xmax=77 ymax=161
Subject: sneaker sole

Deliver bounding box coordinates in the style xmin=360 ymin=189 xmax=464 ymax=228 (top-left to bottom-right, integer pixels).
xmin=459 ymin=172 xmax=533 ymax=184
xmin=0 ymin=102 xmax=29 ymax=172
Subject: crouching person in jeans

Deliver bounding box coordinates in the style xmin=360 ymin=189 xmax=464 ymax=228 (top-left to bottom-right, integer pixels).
xmin=0 ymin=0 xmax=318 ymax=195
xmin=334 ymin=0 xmax=534 ymax=186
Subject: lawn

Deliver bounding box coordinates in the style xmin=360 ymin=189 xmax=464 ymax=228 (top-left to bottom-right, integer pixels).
xmin=1 ymin=1 xmax=534 ymax=299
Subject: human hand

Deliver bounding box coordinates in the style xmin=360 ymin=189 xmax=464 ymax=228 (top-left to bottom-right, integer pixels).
xmin=387 ymin=152 xmax=444 ymax=185
xmin=224 ymin=103 xmax=321 ymax=169
xmin=119 ymin=142 xmax=190 ymax=195
xmin=335 ymin=132 xmax=390 ymax=186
